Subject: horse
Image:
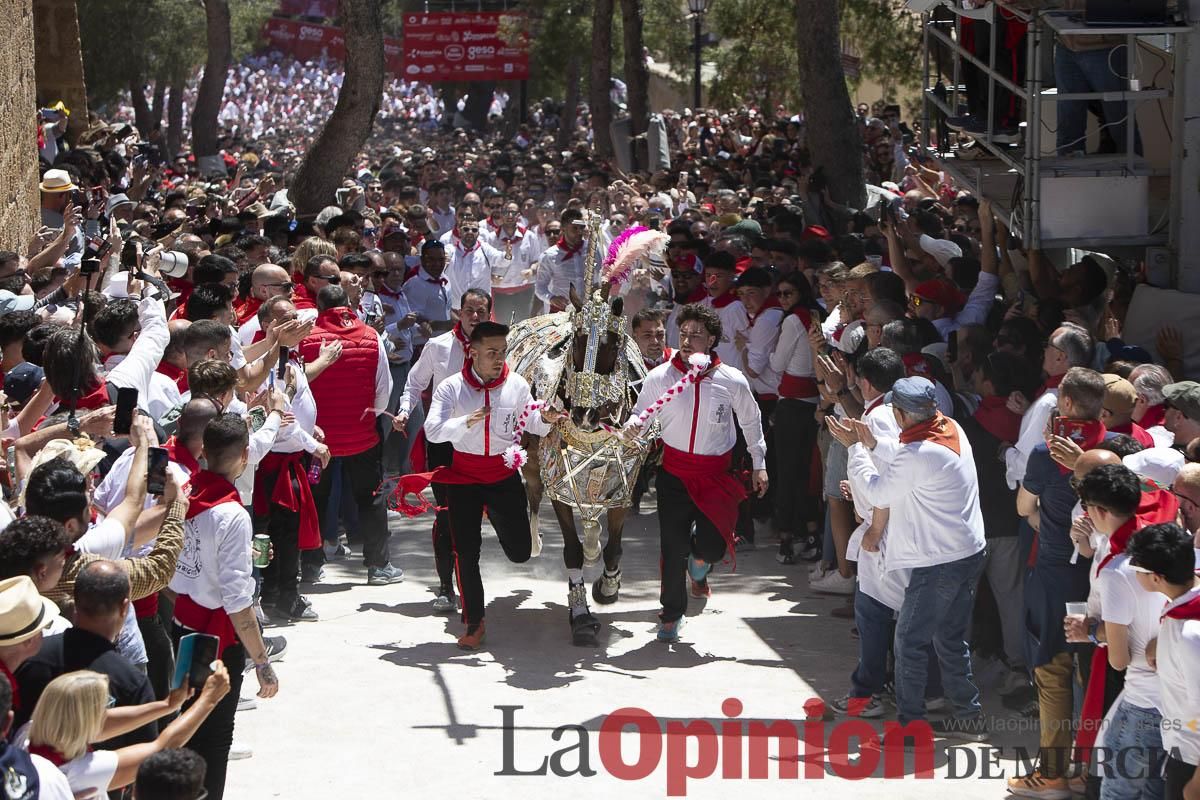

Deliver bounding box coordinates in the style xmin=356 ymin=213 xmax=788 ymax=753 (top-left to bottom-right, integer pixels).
xmin=508 ymin=286 xmax=652 ymax=646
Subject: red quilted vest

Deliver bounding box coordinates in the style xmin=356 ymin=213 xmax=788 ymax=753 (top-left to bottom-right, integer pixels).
xmin=298 ymin=307 xmax=381 ymax=456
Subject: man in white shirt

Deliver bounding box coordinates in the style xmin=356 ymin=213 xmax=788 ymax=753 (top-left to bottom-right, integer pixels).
xmin=169 ymin=414 xmax=279 ymax=800
xmin=485 ymin=201 xmax=542 ymax=325
xmin=1124 ymin=523 xmax=1200 ymax=800
xmin=832 ymin=376 xmax=987 ymax=738
xmin=234 ymin=264 xmax=300 ymax=348
xmin=699 ymin=252 xmax=747 ymax=366
xmin=400 ymin=242 xmax=453 ymax=353
xmin=443 ymin=219 xmax=500 ymax=314
xmin=1003 ymin=324 xmax=1094 ymax=488
xmin=626 ymin=304 xmax=767 ymax=643
xmin=534 ymin=209 xmax=588 ymax=314
xmin=418 ymin=321 xmax=556 ymax=650
xmin=1068 ymin=464 xmax=1174 ymax=800
xmin=392 ymin=289 xmax=491 ymax=612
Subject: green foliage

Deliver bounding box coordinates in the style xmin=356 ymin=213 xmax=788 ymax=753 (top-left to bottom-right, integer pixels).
xmin=706 ymin=0 xmax=800 ymax=110
xmin=840 ymin=0 xmax=922 ymax=99
xmin=80 ymin=0 xmax=274 ymax=106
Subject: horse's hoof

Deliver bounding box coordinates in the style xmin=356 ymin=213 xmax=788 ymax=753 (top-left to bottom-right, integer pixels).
xmin=592 ymin=573 xmax=620 ymax=605
xmin=529 ymin=515 xmax=541 ymax=557
xmin=569 ymin=610 xmax=601 ymax=646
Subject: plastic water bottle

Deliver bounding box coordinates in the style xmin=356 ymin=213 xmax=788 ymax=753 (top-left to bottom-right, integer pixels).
xmin=307 ymin=460 xmax=323 ymax=484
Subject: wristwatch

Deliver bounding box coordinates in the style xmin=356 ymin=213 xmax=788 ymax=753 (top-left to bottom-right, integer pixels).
xmin=1087 ymin=618 xmax=1105 ymax=646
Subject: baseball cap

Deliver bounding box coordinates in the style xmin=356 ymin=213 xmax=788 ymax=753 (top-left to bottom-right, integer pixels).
xmin=1163 ymin=382 xmax=1200 ymax=422
xmin=0 ymin=291 xmax=36 ymax=315
xmin=3 ymin=362 xmax=44 ymax=408
xmin=889 ymin=376 xmax=938 ymax=414
xmin=1102 ymin=374 xmax=1137 ymax=416
xmin=918 ymin=234 xmax=963 ymax=269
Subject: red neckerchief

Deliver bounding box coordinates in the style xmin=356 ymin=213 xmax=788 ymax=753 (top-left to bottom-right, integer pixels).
xmin=55 ymin=379 xmax=108 ymax=411
xmin=1139 ymin=403 xmax=1167 ymax=429
xmin=1054 ymin=418 xmax=1108 ymax=474
xmin=164 ymin=436 xmax=200 ymax=476
xmin=901 ymin=352 xmax=933 ymax=379
xmin=734 ymin=255 xmax=753 ymax=274
xmin=680 ymin=285 xmax=707 ymax=304
xmin=452 ymin=323 xmax=471 ymax=351
xmin=556 ymin=237 xmax=583 ymax=260
xmin=973 ymin=395 xmax=1023 ymax=444
xmin=671 ymin=351 xmax=722 ymax=380
xmin=234 ymin=296 xmax=263 ymax=326
xmin=710 ymin=290 xmax=738 ymax=309
xmin=865 ymin=394 xmax=886 ymax=415
xmin=156 ymin=361 xmax=189 ymax=393
xmin=500 ymin=225 xmax=526 ymax=243
xmin=791 ymin=306 xmax=813 ymax=328
xmin=376 ymin=284 xmax=403 ymax=299
xmin=424 ymin=271 xmax=447 ymax=286
xmin=0 ymin=661 xmax=18 ymax=712
xmin=644 ymin=348 xmax=671 ymax=370
xmin=461 ymin=361 xmax=509 ymax=391
xmin=455 ymin=237 xmax=480 ymax=255
xmin=1095 ymin=483 xmax=1178 ymax=575
xmin=1108 ymin=420 xmax=1155 ymax=448
xmin=185 ymin=470 xmax=241 ymax=519
xmin=27 ymin=744 xmax=73 ymax=767
xmin=746 ymin=296 xmax=781 ymax=328
xmin=486 ymin=217 xmax=502 ymax=234
xmin=899 ymin=411 xmax=961 ymax=455
xmin=1163 ymin=588 xmax=1200 ymax=621
xmin=1037 ymin=372 xmax=1065 ymax=398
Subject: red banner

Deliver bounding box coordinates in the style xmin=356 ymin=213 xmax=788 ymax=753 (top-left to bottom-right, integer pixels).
xmin=401 ymin=11 xmax=529 ymax=82
xmin=263 ymin=18 xmax=345 ymax=62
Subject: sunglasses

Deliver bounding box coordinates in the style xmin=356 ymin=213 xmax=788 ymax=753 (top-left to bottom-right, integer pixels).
xmin=316 ymin=275 xmax=341 ymax=284
xmin=262 ymin=281 xmax=294 ymax=292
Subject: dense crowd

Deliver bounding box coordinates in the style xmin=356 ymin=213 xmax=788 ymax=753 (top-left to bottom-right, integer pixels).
xmin=4 ymin=33 xmax=1199 ymax=800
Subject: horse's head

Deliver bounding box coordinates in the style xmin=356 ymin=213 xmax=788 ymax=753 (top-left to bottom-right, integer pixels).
xmin=561 ymin=292 xmax=627 ymax=431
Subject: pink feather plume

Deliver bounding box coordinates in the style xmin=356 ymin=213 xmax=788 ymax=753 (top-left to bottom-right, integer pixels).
xmin=601 ymin=227 xmax=670 ymax=287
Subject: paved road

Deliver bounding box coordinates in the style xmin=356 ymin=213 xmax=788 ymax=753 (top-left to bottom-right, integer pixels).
xmin=226 ymin=502 xmax=1040 ymax=798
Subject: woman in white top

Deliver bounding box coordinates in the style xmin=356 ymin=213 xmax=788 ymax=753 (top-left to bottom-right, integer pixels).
xmin=24 ymin=666 xmax=230 ymax=799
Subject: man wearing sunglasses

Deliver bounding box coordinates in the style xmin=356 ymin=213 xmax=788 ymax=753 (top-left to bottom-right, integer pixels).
xmin=293 ymin=255 xmax=341 ymax=319
xmin=236 ymin=264 xmax=296 ymax=348
xmin=442 ymin=217 xmax=500 ymax=316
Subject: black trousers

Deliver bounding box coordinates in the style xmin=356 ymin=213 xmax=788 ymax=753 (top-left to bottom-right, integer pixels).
xmin=655 ymin=468 xmax=728 ymax=623
xmin=257 ymin=457 xmax=304 ymax=607
xmin=446 ymin=473 xmax=532 ymax=626
xmin=772 ymin=399 xmax=819 ymax=536
xmin=1166 ymin=756 xmax=1197 ymax=800
xmin=171 ymin=626 xmax=245 ymax=800
xmin=427 ymin=440 xmax=457 ymax=593
xmin=138 ymin=611 xmax=174 ymax=701
xmin=309 ymin=441 xmax=390 ymax=568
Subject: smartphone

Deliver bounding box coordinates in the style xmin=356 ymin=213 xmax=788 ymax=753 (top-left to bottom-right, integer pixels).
xmin=1048 ymin=409 xmax=1061 ymax=439
xmin=115 ymin=124 xmax=133 ymax=139
xmin=121 ymin=239 xmax=138 ymax=269
xmin=335 ymin=187 xmax=350 ymax=207
xmin=171 ymin=632 xmax=220 ymax=691
xmin=276 ymin=347 xmax=289 ymax=385
xmin=87 ymin=236 xmax=111 ymax=260
xmin=679 ymin=171 xmax=689 ymax=186
xmin=146 ymin=446 xmax=168 ymax=496
xmin=113 ymin=387 xmax=138 ymax=436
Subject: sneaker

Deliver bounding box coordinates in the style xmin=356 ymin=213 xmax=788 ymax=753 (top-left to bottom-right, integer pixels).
xmin=277 ymin=596 xmax=318 ymax=622
xmin=264 ymin=636 xmax=288 ymax=662
xmin=925 ymin=696 xmax=950 ymax=713
xmin=944 ymin=114 xmax=979 ymax=132
xmin=776 ymin=540 xmax=797 ymax=565
xmin=323 ymin=541 xmax=352 ymax=559
xmin=811 ymin=569 xmax=855 ymax=595
xmin=657 ymin=616 xmax=684 ymax=643
xmin=228 ymin=741 xmax=253 ymax=760
xmin=367 ymin=563 xmax=405 ymax=585
xmin=431 ymin=590 xmax=457 ymax=613
xmin=1006 ymin=771 xmax=1071 ymax=799
xmin=962 ymin=118 xmax=1021 ymax=143
xmin=808 ymin=562 xmax=833 ymax=581
xmin=829 ymin=694 xmax=888 ymax=719
xmin=237 ymin=695 xmax=257 ymax=712
xmin=457 ymin=621 xmax=486 ymax=650
xmin=797 ymin=536 xmax=822 ymax=562
xmin=1066 ymin=774 xmax=1087 ymax=796
xmin=300 ymin=564 xmax=324 ymax=583
xmin=929 ymin=715 xmax=989 ymax=743
xmin=687 ymin=554 xmax=713 ymax=598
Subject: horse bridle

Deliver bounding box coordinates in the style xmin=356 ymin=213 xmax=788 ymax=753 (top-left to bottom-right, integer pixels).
xmin=562 ymin=294 xmax=628 ymax=412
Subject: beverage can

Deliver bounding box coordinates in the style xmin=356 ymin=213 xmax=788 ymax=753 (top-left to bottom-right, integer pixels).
xmin=252 ymin=534 xmax=271 ymax=568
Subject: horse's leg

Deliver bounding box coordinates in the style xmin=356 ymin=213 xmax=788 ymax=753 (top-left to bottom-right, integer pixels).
xmin=554 ymin=499 xmax=600 ymax=644
xmin=552 ymin=499 xmax=583 ymax=570
xmin=522 ymin=435 xmax=544 ymax=556
xmin=593 ymin=507 xmax=625 ymax=604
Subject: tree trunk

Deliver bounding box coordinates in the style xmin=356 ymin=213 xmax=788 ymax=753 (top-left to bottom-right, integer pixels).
xmin=167 ymin=74 xmax=185 ymax=158
xmin=191 ymin=0 xmax=232 ymax=158
xmin=129 ymin=77 xmax=152 ymax=135
xmin=557 ymin=59 xmax=580 ymax=151
xmin=589 ymin=0 xmax=615 ymax=158
xmin=795 ymin=0 xmax=865 ymax=208
xmin=289 ymin=0 xmax=385 ymax=216
xmin=151 ymin=78 xmax=166 ymax=131
xmin=619 ymin=0 xmax=649 ymax=169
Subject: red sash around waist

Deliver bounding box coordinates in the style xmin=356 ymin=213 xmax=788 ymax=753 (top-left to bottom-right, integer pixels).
xmin=391 ymin=451 xmax=516 ymax=516
xmin=662 ymin=445 xmax=747 ymax=565
xmin=253 ymin=451 xmax=320 ymax=550
xmin=779 ymin=373 xmax=818 ymax=399
xmin=173 ymin=593 xmax=238 ymax=656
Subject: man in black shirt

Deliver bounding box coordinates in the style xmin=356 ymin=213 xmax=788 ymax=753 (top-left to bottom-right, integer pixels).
xmin=15 ymin=560 xmax=156 ymax=747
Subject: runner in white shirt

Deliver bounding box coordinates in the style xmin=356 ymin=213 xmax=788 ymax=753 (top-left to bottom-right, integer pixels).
xmin=625 ymin=304 xmax=767 ymax=643
xmin=400 ymin=243 xmax=454 ymax=352
xmin=698 ymin=253 xmax=748 ymax=366
xmin=1123 ymin=523 xmax=1200 ymax=800
xmin=534 ymin=210 xmax=588 ymax=314
xmin=413 ymin=321 xmax=556 ymax=650
xmin=442 ymin=220 xmax=500 ymax=312
xmin=484 ymin=201 xmax=542 ymax=325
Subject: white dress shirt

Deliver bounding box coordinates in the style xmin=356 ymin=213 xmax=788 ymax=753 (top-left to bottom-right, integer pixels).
xmin=630 ymin=360 xmax=767 ymax=469
xmin=701 ymin=294 xmax=749 ymax=366
xmin=105 ymin=296 xmax=169 ymax=401
xmin=402 ymin=268 xmax=452 ymax=349
xmin=846 ymin=399 xmax=908 ymax=609
xmin=534 ymin=243 xmax=586 ymax=313
xmin=1157 ymin=585 xmax=1200 ymax=764
xmin=168 ymin=501 xmax=255 ymax=614
xmin=741 ymin=306 xmax=783 ymax=396
xmin=425 ymin=370 xmax=550 ymax=454
xmin=846 ymin=415 xmax=986 ymax=570
xmin=398 ymin=329 xmax=467 ymax=417
xmin=146 ymin=370 xmax=182 ymax=422
xmin=769 ymin=312 xmax=818 ymax=401
xmin=483 ymin=225 xmax=541 ymax=288
xmin=444 ymin=238 xmax=502 ymax=310
xmin=1005 ymin=388 xmax=1058 ymax=489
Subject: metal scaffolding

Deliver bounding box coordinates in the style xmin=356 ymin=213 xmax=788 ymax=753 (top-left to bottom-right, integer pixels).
xmin=919 ymin=0 xmax=1190 ymax=256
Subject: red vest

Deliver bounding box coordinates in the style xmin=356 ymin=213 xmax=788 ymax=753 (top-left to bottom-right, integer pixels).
xmin=298 ymin=307 xmax=381 ymax=456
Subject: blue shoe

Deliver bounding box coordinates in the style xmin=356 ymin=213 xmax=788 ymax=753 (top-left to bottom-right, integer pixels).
xmin=657 ymin=616 xmax=684 ymax=643
xmin=687 ymin=554 xmax=712 ymax=582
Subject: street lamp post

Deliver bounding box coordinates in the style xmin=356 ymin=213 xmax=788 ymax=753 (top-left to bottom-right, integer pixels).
xmin=687 ymin=0 xmax=710 ymax=110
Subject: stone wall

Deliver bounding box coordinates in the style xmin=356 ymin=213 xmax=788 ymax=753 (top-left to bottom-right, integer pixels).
xmin=0 ymin=0 xmax=39 ymax=252
xmin=33 ymin=0 xmax=88 ymax=141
